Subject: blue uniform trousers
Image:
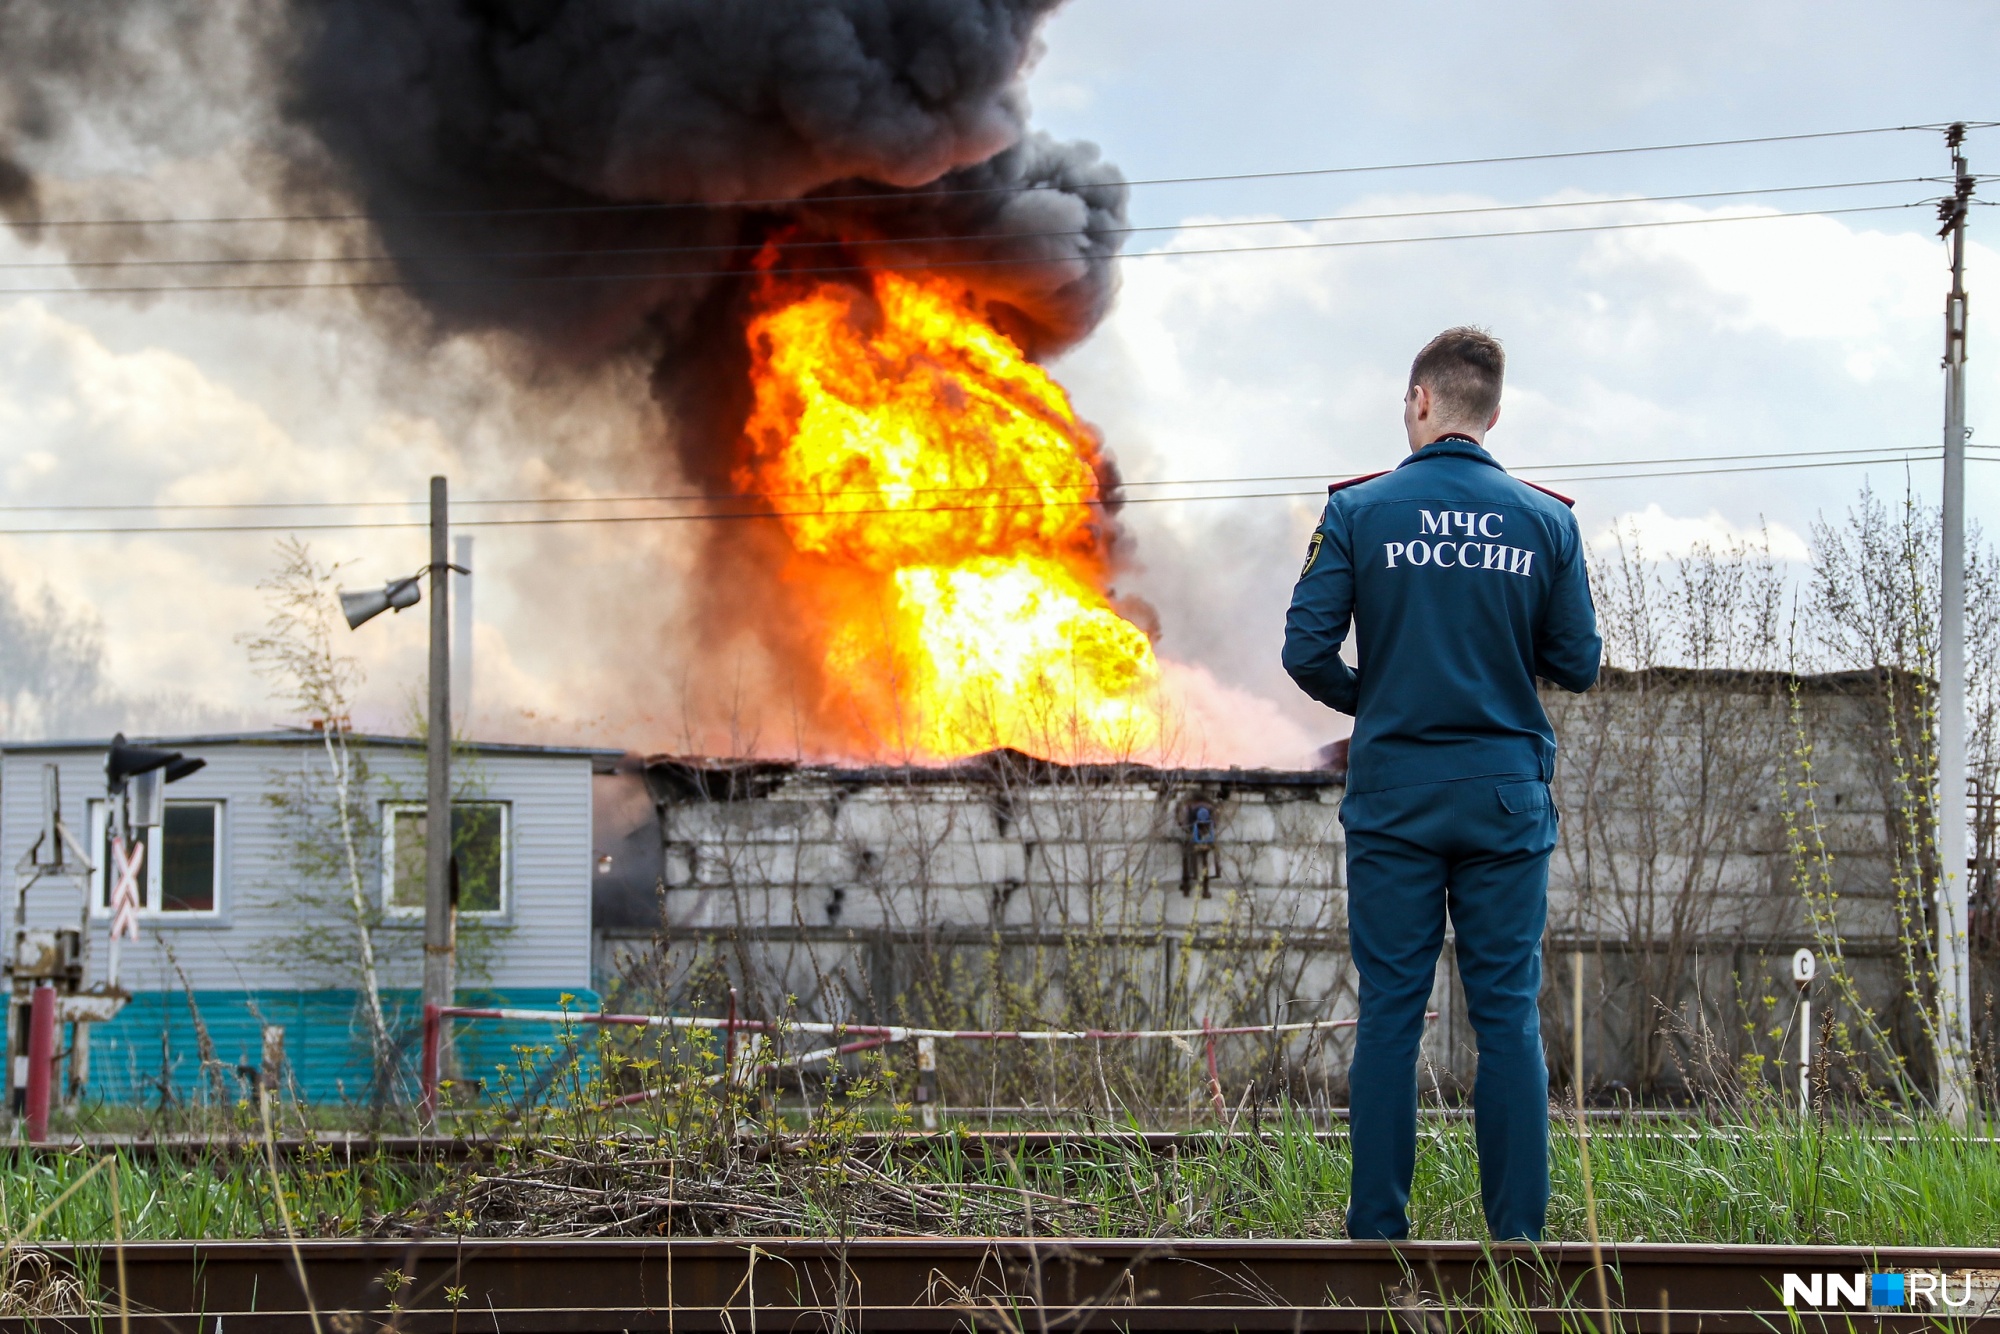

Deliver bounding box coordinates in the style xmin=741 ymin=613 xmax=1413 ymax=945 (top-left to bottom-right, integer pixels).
xmin=1338 ymin=773 xmax=1557 ymax=1241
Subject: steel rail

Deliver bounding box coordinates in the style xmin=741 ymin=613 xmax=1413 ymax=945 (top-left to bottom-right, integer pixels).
xmin=20 ymin=1123 xmax=2000 ymax=1160
xmin=5 ymin=1236 xmax=1997 ymax=1332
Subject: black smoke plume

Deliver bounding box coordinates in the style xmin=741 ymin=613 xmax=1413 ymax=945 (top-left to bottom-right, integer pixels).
xmin=0 ymin=0 xmax=1132 ymax=749
xmin=279 ymin=2 xmax=1125 ymax=358
xmin=1 ymin=0 xmax=1126 ymax=390
xmin=0 ymin=152 xmax=36 ymax=227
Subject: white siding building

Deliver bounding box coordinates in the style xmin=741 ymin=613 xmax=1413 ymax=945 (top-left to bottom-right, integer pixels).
xmin=0 ymin=731 xmax=613 ymax=1103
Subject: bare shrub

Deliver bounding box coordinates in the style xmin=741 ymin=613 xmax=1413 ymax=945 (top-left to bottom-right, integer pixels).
xmin=239 ymin=539 xmax=506 ymax=1109
xmin=607 ymin=748 xmax=1351 ymax=1122
xmin=1796 ymin=485 xmax=2000 ymax=1107
xmin=1544 ymin=522 xmax=1788 ymax=1100
xmin=240 ymin=539 xmax=400 ymax=1092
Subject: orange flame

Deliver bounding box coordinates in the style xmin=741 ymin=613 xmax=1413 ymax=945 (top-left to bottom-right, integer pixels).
xmin=737 ymin=265 xmax=1161 ymax=760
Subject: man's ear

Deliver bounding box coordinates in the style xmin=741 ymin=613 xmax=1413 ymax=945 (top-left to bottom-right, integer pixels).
xmin=1487 ymin=404 xmax=1502 ymax=431
xmin=1409 ymin=383 xmax=1431 ymax=419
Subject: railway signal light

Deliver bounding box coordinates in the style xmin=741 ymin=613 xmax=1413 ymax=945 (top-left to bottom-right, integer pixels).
xmin=105 ymin=734 xmax=205 ymax=795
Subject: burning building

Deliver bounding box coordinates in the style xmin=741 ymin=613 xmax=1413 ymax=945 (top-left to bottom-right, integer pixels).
xmin=2 ymin=0 xmax=1310 ymax=1110
xmin=595 ymin=746 xmax=1357 ymax=1111
xmin=6 ymin=4 xmax=1982 ymax=1108
xmin=2 ymin=0 xmax=1181 ymax=763
xmin=593 ymin=673 xmax=1961 ymax=1108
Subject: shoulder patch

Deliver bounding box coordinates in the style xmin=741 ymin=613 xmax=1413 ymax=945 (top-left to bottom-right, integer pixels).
xmin=1523 ymin=480 xmax=1576 ymax=508
xmin=1327 ymin=470 xmax=1390 ymax=495
xmin=1300 ymin=531 xmax=1324 ymax=576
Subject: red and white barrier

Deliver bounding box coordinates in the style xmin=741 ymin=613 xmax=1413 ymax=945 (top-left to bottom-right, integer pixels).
xmin=418 ymin=1001 xmax=1400 ymax=1123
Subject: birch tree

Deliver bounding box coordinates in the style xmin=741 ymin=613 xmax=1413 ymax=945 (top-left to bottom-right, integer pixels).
xmin=240 ymin=539 xmax=398 ymax=1090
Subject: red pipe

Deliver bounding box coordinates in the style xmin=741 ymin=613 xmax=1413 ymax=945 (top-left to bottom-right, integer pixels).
xmin=419 ymin=1001 xmax=441 ymax=1123
xmin=25 ymin=985 xmax=56 ymax=1143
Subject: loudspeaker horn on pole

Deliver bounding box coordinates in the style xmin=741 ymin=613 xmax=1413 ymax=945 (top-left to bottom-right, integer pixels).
xmin=339 ymin=575 xmax=423 ymax=630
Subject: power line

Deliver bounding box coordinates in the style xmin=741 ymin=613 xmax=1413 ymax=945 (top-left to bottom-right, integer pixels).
xmin=0 ymin=202 xmax=1932 ymax=298
xmin=1519 ymin=452 xmax=1958 ymax=484
xmin=0 ymin=178 xmax=1933 ymax=272
xmin=3 ymin=123 xmax=1973 ymax=230
xmin=5 ymin=444 xmax=1988 ymax=514
xmin=1522 ymin=443 xmax=1983 ymax=472
xmin=1139 ymin=444 xmax=1996 ymax=489
xmin=0 ymin=449 xmax=1975 ymax=537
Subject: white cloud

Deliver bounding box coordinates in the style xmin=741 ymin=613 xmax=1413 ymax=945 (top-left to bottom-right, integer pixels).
xmin=0 ymin=295 xmax=689 ymax=743
xmin=1589 ymin=504 xmax=1810 ymax=562
xmin=1599 ymin=207 xmax=1937 ymax=342
xmin=0 ymin=300 xmax=353 ymax=724
xmin=1049 ymin=193 xmax=1986 ymax=760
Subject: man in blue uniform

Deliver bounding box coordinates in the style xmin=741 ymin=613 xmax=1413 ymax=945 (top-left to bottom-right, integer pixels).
xmin=1282 ymin=327 xmax=1600 ymax=1242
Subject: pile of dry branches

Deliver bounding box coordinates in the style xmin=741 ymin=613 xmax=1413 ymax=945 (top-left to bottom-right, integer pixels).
xmin=372 ymin=1134 xmax=1120 ymax=1240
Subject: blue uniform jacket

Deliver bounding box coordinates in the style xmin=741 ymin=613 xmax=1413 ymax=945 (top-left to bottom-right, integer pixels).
xmin=1282 ymin=435 xmax=1602 ymax=794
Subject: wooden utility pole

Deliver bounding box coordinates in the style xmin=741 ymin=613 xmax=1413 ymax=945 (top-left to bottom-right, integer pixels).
xmin=1936 ymin=123 xmax=1975 ymax=1126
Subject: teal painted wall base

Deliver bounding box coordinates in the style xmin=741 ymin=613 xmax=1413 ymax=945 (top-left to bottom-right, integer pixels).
xmin=83 ymin=989 xmax=602 ymax=1106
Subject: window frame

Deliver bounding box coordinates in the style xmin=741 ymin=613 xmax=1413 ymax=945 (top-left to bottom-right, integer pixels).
xmin=379 ymin=800 xmax=512 ymax=920
xmin=86 ymin=798 xmax=225 ymax=920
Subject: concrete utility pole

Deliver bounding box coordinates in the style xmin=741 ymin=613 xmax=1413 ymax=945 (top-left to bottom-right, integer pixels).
xmin=424 ymin=477 xmax=455 ymax=1027
xmin=453 ymin=534 xmax=474 ymax=729
xmin=1936 ymin=124 xmax=1975 ymax=1126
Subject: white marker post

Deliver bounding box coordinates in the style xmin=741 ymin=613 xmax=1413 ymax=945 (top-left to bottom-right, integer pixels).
xmin=1792 ymin=948 xmax=1816 ymax=1116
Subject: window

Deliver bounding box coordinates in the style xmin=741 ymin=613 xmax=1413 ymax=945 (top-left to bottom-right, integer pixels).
xmin=89 ymin=800 xmax=223 ymax=916
xmin=383 ymin=802 xmax=508 ymax=917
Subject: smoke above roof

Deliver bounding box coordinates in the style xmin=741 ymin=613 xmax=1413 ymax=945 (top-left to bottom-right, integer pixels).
xmin=287 ymin=0 xmax=1125 ymax=360
xmin=0 ymin=0 xmax=1135 ymax=753
xmin=2 ymin=0 xmax=1125 ymax=359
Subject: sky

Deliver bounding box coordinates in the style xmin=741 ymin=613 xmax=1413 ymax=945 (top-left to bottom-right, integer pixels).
xmin=0 ymin=0 xmax=1995 ymax=763
xmin=1022 ymin=0 xmax=2000 ymax=760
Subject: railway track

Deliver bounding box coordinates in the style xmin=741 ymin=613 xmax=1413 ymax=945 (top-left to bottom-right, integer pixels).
xmin=8 ymin=1237 xmax=1999 ymax=1332
xmin=26 ymin=1130 xmax=1346 ymax=1163
xmin=28 ymin=1121 xmax=1999 ymax=1162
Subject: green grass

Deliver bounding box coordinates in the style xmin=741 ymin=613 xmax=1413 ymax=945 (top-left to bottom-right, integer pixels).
xmin=1 ymin=1109 xmax=1993 ymax=1246
xmin=0 ymin=1142 xmax=438 ymax=1243
xmin=902 ymin=1110 xmax=2000 ymax=1245
xmin=1537 ymin=1115 xmax=2000 ymax=1246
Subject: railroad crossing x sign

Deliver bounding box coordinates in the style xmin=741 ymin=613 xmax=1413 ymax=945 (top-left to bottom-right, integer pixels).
xmin=108 ymin=834 xmax=143 ymax=941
